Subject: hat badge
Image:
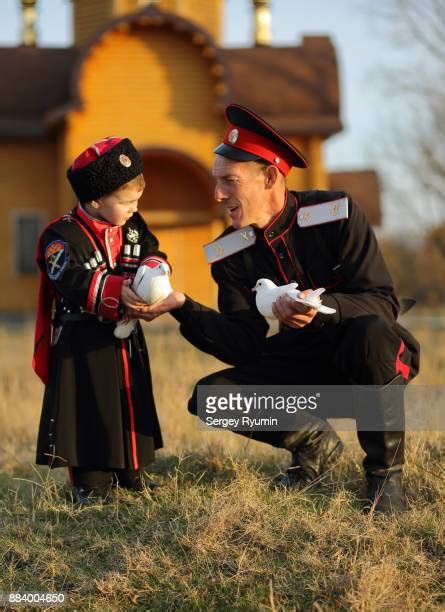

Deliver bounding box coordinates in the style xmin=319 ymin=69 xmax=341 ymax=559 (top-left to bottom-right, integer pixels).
xmin=228 ymin=128 xmax=239 ymax=145
xmin=119 ymin=154 xmax=132 ymax=168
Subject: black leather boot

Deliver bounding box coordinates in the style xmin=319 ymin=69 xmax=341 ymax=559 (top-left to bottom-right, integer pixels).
xmin=274 ymin=416 xmax=344 ymax=490
xmin=113 ymin=469 xmax=160 ymax=492
xmin=70 ymin=468 xmax=113 ymax=505
xmin=365 ymin=470 xmax=406 ymax=514
xmin=73 ymin=485 xmax=111 ymax=505
xmin=356 ymin=375 xmax=407 ymax=514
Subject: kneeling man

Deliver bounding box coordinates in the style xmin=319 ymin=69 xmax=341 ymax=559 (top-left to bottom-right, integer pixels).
xmin=142 ymin=104 xmax=420 ymax=514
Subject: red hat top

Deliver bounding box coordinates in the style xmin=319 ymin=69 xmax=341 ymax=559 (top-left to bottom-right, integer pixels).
xmin=67 ymin=136 xmax=144 ymax=204
xmin=70 ymin=136 xmax=124 ymax=171
xmin=214 ymin=104 xmax=308 ymax=176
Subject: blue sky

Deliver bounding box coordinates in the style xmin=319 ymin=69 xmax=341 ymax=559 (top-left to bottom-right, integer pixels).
xmin=0 ymin=0 xmax=426 ymax=232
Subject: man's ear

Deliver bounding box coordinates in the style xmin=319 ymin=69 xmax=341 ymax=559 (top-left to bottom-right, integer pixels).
xmin=265 ymin=165 xmax=280 ymax=189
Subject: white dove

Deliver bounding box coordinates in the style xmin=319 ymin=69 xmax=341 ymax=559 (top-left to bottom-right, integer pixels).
xmin=114 ymin=261 xmax=172 ymax=339
xmin=252 ymin=278 xmax=336 ymax=320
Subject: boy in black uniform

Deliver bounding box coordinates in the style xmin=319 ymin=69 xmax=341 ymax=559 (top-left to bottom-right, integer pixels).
xmin=140 ymin=105 xmax=420 ymax=514
xmin=33 ymin=136 xmax=168 ymax=503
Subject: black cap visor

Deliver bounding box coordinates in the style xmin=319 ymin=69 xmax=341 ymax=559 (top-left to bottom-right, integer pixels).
xmin=214 ymin=143 xmax=263 ymax=163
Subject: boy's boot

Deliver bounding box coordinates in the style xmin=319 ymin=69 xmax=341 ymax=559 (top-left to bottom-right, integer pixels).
xmin=70 ymin=468 xmax=113 ymax=505
xmin=113 ymin=469 xmax=160 ymax=492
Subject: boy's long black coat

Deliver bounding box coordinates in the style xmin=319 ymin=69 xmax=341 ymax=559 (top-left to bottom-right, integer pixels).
xmin=36 ymin=210 xmax=164 ymax=470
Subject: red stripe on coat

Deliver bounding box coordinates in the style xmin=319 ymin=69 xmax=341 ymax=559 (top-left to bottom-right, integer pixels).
xmin=396 ymin=340 xmax=410 ymax=380
xmin=120 ymin=340 xmax=139 ymax=470
xmin=86 ymin=268 xmax=103 ymax=312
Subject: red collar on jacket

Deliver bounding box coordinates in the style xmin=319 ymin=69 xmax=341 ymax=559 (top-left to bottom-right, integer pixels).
xmin=76 ymin=204 xmax=122 ymax=263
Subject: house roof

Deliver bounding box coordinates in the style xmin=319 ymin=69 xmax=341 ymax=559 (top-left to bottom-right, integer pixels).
xmin=0 ymin=46 xmax=77 ymax=137
xmin=222 ymin=38 xmax=341 ymax=137
xmin=329 ymin=170 xmax=381 ymax=226
xmin=0 ymin=7 xmax=341 ymax=139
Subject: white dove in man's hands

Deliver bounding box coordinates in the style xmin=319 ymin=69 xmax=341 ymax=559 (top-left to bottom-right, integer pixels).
xmin=253 ymin=278 xmax=336 ymax=320
xmin=252 ymin=279 xmax=298 ymax=319
xmin=114 ymin=261 xmax=172 ymax=339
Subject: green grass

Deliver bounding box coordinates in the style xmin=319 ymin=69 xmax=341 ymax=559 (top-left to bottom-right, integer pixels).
xmin=1 ymin=445 xmax=444 ymax=610
xmin=0 ymin=321 xmax=444 ymax=610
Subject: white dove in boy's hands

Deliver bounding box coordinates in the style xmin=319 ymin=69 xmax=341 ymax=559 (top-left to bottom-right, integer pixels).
xmin=253 ymin=278 xmax=336 ymax=320
xmin=114 ymin=261 xmax=172 ymax=339
xmin=132 ymin=261 xmax=172 ymax=305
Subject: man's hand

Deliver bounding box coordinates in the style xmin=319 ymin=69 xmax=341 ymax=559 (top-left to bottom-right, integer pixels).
xmin=134 ymin=290 xmax=186 ymax=319
xmin=272 ymin=291 xmax=317 ymax=329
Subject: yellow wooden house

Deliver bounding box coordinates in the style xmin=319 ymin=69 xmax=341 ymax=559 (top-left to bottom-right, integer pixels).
xmin=0 ymin=0 xmax=379 ymax=313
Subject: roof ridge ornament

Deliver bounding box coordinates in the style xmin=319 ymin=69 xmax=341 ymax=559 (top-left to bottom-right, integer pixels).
xmin=21 ymin=0 xmax=37 ymax=47
xmin=253 ymin=0 xmax=272 ymax=47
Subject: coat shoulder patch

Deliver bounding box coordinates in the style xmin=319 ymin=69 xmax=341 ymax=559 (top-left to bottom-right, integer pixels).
xmin=45 ymin=240 xmax=69 ymax=280
xmin=204 ymin=226 xmax=256 ymax=263
xmin=297 ymin=197 xmax=349 ymax=228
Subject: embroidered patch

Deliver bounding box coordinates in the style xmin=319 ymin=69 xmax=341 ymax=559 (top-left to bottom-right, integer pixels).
xmin=126 ymin=228 xmax=139 ymax=243
xmin=45 ymin=240 xmax=68 ymax=280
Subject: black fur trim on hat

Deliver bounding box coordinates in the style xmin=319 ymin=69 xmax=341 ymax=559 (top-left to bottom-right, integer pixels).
xmin=67 ymin=138 xmax=144 ymax=204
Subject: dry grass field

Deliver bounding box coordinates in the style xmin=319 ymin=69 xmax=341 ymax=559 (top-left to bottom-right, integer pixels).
xmin=0 ymin=317 xmax=443 ymax=610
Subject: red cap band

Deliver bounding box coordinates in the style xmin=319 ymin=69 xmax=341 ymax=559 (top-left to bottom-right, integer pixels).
xmin=223 ymin=125 xmax=293 ymax=176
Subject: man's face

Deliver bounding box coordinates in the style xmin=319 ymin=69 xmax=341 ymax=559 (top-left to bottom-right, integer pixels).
xmin=212 ymin=155 xmax=271 ymax=229
xmin=93 ymin=187 xmax=144 ymax=226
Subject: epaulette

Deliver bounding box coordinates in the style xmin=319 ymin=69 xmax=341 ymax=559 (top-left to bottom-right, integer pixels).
xmin=297 ymin=197 xmax=348 ymax=228
xmin=204 ymin=226 xmax=256 ymax=263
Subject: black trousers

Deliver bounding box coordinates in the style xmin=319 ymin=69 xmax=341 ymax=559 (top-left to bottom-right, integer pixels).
xmin=188 ymin=315 xmax=419 ymax=472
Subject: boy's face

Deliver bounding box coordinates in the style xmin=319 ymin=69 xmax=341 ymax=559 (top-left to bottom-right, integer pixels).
xmin=91 ymin=187 xmax=144 ymax=226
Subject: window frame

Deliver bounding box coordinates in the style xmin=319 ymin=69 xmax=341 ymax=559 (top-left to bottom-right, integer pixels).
xmin=10 ymin=208 xmax=48 ymax=276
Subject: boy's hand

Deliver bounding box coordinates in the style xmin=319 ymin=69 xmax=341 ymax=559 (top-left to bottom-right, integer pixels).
xmin=121 ymin=279 xmax=149 ymax=312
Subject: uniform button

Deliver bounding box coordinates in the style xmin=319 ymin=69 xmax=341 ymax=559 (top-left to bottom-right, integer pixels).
xmin=50 ymin=418 xmax=55 ymax=423
xmin=268 ymin=231 xmax=275 ymax=238
xmin=49 ymin=433 xmax=53 ymax=438
xmin=278 ymin=253 xmax=285 ymax=260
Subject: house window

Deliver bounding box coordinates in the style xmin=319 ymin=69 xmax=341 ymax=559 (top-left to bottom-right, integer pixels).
xmin=11 ymin=210 xmax=46 ymax=274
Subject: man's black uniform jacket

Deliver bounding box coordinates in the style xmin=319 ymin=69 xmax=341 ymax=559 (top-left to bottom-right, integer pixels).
xmin=172 ymin=190 xmax=419 ymax=382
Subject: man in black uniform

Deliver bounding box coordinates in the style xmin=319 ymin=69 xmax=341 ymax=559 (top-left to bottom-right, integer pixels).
xmin=141 ymin=105 xmax=420 ymax=514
